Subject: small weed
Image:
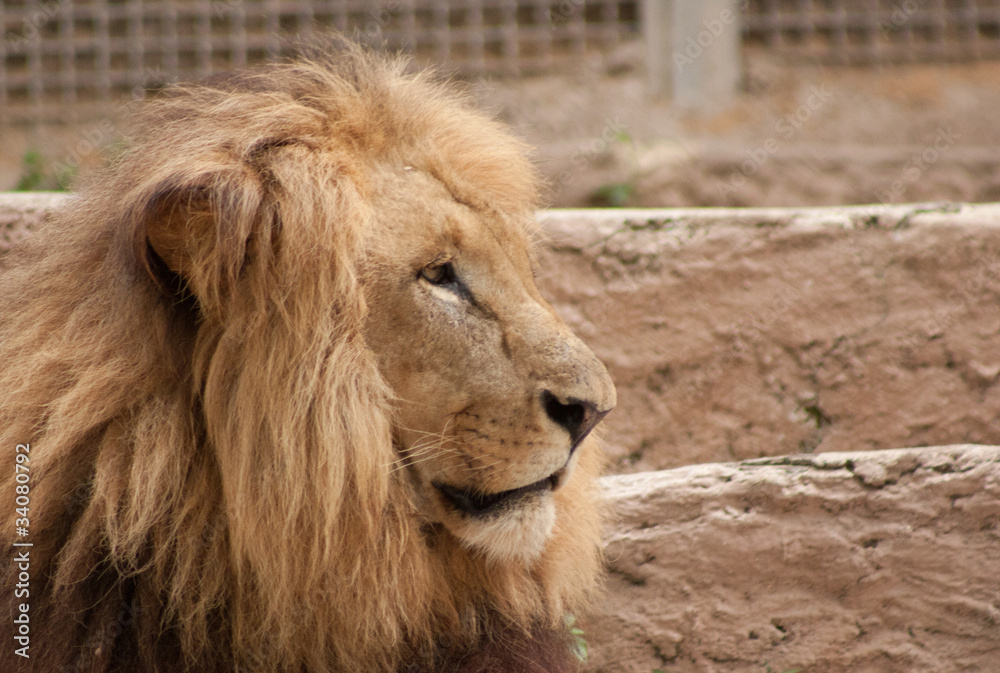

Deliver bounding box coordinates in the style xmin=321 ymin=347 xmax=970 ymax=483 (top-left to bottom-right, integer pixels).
xmin=565 ymin=613 xmax=588 ymax=663
xmin=15 ymin=150 xmax=45 ymax=191
xmin=614 ymin=128 xmax=633 ymax=145
xmin=802 ymin=403 xmax=833 ymax=429
xmin=589 ymin=181 xmax=636 ymax=207
xmin=15 ymin=149 xmax=74 ymax=191
xmin=587 ymin=126 xmax=642 ymax=207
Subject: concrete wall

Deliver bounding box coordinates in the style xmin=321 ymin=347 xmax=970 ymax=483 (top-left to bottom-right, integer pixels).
xmin=535 ymin=204 xmax=1000 ymax=472
xmin=590 ymin=445 xmax=1000 ymax=673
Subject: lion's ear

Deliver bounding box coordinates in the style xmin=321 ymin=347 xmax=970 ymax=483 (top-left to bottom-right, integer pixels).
xmin=144 ymin=186 xmax=215 ymax=278
xmin=139 ymin=172 xmax=265 ymax=313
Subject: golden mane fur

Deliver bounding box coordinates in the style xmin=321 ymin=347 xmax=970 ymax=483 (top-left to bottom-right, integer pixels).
xmin=0 ymin=44 xmax=610 ymax=673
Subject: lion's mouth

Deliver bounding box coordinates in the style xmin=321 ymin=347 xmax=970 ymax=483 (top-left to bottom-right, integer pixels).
xmin=434 ymin=468 xmax=565 ymax=518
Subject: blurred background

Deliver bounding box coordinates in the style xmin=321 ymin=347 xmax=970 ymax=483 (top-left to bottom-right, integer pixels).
xmin=2 ymin=0 xmax=1000 ymax=207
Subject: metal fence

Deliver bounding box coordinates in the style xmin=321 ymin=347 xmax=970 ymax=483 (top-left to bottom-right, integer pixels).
xmin=0 ymin=0 xmax=638 ymax=125
xmin=743 ymin=0 xmax=1000 ymax=64
xmin=2 ymin=0 xmax=1000 ymax=125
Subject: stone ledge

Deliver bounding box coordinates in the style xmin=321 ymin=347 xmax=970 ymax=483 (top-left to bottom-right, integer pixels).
xmin=591 ymin=445 xmax=1000 ymax=673
xmin=0 ymin=192 xmax=65 ymax=254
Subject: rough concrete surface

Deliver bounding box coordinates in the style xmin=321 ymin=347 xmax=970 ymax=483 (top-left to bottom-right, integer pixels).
xmin=590 ymin=445 xmax=1000 ymax=673
xmin=536 ymin=203 xmax=1000 ymax=471
xmin=0 ymin=191 xmax=55 ymax=254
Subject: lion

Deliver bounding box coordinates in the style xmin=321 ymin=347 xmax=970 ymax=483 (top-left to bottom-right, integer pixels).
xmin=0 ymin=42 xmax=615 ymax=673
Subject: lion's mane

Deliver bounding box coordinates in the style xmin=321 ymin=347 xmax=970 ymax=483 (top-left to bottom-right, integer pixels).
xmin=0 ymin=45 xmax=603 ymax=672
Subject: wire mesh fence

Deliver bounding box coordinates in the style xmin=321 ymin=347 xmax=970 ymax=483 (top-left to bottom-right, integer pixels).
xmin=1 ymin=0 xmax=1000 ymax=126
xmin=743 ymin=0 xmax=1000 ymax=64
xmin=0 ymin=0 xmax=638 ymax=125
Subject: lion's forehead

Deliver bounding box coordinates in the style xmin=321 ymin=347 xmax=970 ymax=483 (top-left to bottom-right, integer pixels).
xmin=366 ymin=167 xmax=536 ymax=281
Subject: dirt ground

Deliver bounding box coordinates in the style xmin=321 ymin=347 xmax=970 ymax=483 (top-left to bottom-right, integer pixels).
xmin=3 ymin=41 xmax=1000 ymax=206
xmin=476 ymin=42 xmax=1000 ymax=209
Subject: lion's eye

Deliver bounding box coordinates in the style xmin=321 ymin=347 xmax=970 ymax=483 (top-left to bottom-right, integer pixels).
xmin=420 ymin=262 xmax=457 ymax=287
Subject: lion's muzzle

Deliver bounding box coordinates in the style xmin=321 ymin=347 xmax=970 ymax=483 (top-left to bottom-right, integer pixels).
xmin=433 ymin=468 xmax=562 ymax=518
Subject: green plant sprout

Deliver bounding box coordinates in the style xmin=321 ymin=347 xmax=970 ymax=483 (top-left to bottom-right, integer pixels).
xmin=565 ymin=613 xmax=588 ymax=663
xmin=15 ymin=149 xmax=74 ymax=191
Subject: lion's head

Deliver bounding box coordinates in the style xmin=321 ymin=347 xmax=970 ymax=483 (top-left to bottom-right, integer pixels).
xmin=0 ymin=44 xmax=614 ymax=673
xmin=362 ymin=162 xmax=615 ymax=564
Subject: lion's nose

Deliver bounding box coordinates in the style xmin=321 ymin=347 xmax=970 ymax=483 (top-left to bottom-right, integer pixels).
xmin=541 ymin=390 xmax=610 ymax=451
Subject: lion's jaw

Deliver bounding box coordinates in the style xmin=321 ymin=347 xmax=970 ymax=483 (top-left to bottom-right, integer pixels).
xmin=363 ymin=167 xmax=616 ymax=565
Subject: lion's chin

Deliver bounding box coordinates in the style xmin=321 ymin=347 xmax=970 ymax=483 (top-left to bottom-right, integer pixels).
xmin=439 ymin=491 xmax=557 ymax=565
xmin=423 ymin=456 xmax=580 ymax=564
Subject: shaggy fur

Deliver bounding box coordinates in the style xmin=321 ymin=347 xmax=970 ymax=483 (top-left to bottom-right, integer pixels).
xmin=0 ymin=43 xmax=613 ymax=673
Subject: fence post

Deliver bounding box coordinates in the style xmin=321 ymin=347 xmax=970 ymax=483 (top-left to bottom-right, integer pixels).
xmin=642 ymin=0 xmax=674 ymax=98
xmin=643 ymin=0 xmax=742 ymax=109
